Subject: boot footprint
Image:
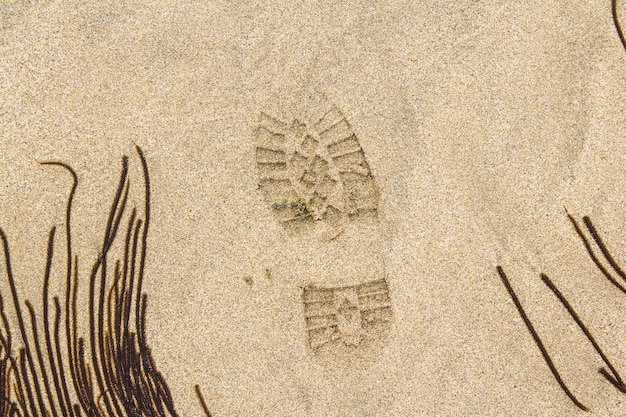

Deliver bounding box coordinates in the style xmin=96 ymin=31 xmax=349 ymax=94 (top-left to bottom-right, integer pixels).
xmin=254 ymin=94 xmax=394 ymax=364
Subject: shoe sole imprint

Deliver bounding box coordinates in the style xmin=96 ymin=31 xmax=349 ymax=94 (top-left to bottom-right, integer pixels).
xmin=302 ymin=279 xmax=393 ymax=362
xmin=255 ymin=101 xmax=392 ymax=362
xmin=254 ymin=106 xmax=379 ymax=231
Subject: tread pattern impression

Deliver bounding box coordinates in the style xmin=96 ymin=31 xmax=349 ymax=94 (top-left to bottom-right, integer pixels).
xmin=255 ymin=107 xmax=379 ymax=228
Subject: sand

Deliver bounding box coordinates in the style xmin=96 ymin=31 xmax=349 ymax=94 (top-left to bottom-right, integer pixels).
xmin=2 ymin=1 xmax=626 ymax=416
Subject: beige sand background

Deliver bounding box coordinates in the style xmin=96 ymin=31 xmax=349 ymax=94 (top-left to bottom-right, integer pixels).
xmin=2 ymin=1 xmax=626 ymax=415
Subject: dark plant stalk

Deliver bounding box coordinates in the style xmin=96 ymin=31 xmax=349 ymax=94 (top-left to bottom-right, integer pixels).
xmin=0 ymin=230 xmax=46 ymax=417
xmin=540 ymin=273 xmax=626 ymax=392
xmin=582 ymin=216 xmax=626 ymax=285
xmin=565 ymin=210 xmax=626 ymax=294
xmin=40 ymin=161 xmax=78 ymax=417
xmin=612 ymin=0 xmax=626 ymax=55
xmin=0 ymin=146 xmax=213 ymax=416
xmin=195 ymin=385 xmax=212 ymax=417
xmin=499 ymin=210 xmax=626 ymax=412
xmin=496 ymin=266 xmax=588 ymax=412
xmin=42 ymin=227 xmax=70 ymax=417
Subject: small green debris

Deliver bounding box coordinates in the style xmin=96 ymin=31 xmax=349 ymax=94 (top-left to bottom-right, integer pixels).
xmin=291 ymin=198 xmax=313 ymax=218
xmin=265 ymin=268 xmax=272 ymax=280
xmin=272 ymin=198 xmax=314 ymax=219
xmin=243 ymin=276 xmax=253 ymax=286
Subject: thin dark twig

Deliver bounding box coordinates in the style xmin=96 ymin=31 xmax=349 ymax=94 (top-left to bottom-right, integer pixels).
xmin=582 ymin=216 xmax=626 ymax=285
xmin=195 ymin=385 xmax=212 ymax=417
xmin=52 ymin=298 xmax=72 ymax=416
xmin=612 ymin=0 xmax=626 ymax=55
xmin=88 ymin=157 xmax=129 ymax=417
xmin=0 ymin=147 xmax=206 ymax=416
xmin=497 ymin=266 xmax=588 ymax=412
xmin=18 ymin=350 xmax=37 ymax=417
xmin=40 ymin=161 xmax=77 ymax=417
xmin=24 ymin=301 xmax=58 ymax=417
xmin=41 ymin=228 xmax=69 ymax=417
xmin=0 ymin=230 xmax=45 ymax=417
xmin=540 ymin=273 xmax=626 ymax=392
xmin=565 ymin=210 xmax=626 ymax=294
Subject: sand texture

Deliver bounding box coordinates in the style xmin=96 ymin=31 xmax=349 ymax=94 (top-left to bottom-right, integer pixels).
xmin=2 ymin=1 xmax=626 ymax=416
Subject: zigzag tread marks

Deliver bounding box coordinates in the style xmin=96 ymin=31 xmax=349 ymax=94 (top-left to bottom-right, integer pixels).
xmin=255 ymin=126 xmax=286 ymax=150
xmin=302 ymin=279 xmax=393 ymax=352
xmin=301 ymin=135 xmax=319 ymax=156
xmin=259 ymin=112 xmax=289 ymax=133
xmin=327 ymin=134 xmax=362 ymax=158
xmin=319 ymin=119 xmax=352 ymax=144
xmin=257 ymin=162 xmax=287 ymax=176
xmin=315 ymin=107 xmax=345 ymax=134
xmin=332 ymin=149 xmax=370 ymax=173
xmin=255 ymin=105 xmax=380 ymax=229
xmin=316 ymin=175 xmax=338 ymax=198
xmin=256 ymin=147 xmax=286 ymax=164
xmin=300 ymin=156 xmax=328 ymax=185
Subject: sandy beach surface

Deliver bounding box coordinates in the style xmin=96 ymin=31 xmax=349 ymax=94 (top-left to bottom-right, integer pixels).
xmin=2 ymin=1 xmax=626 ymax=416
